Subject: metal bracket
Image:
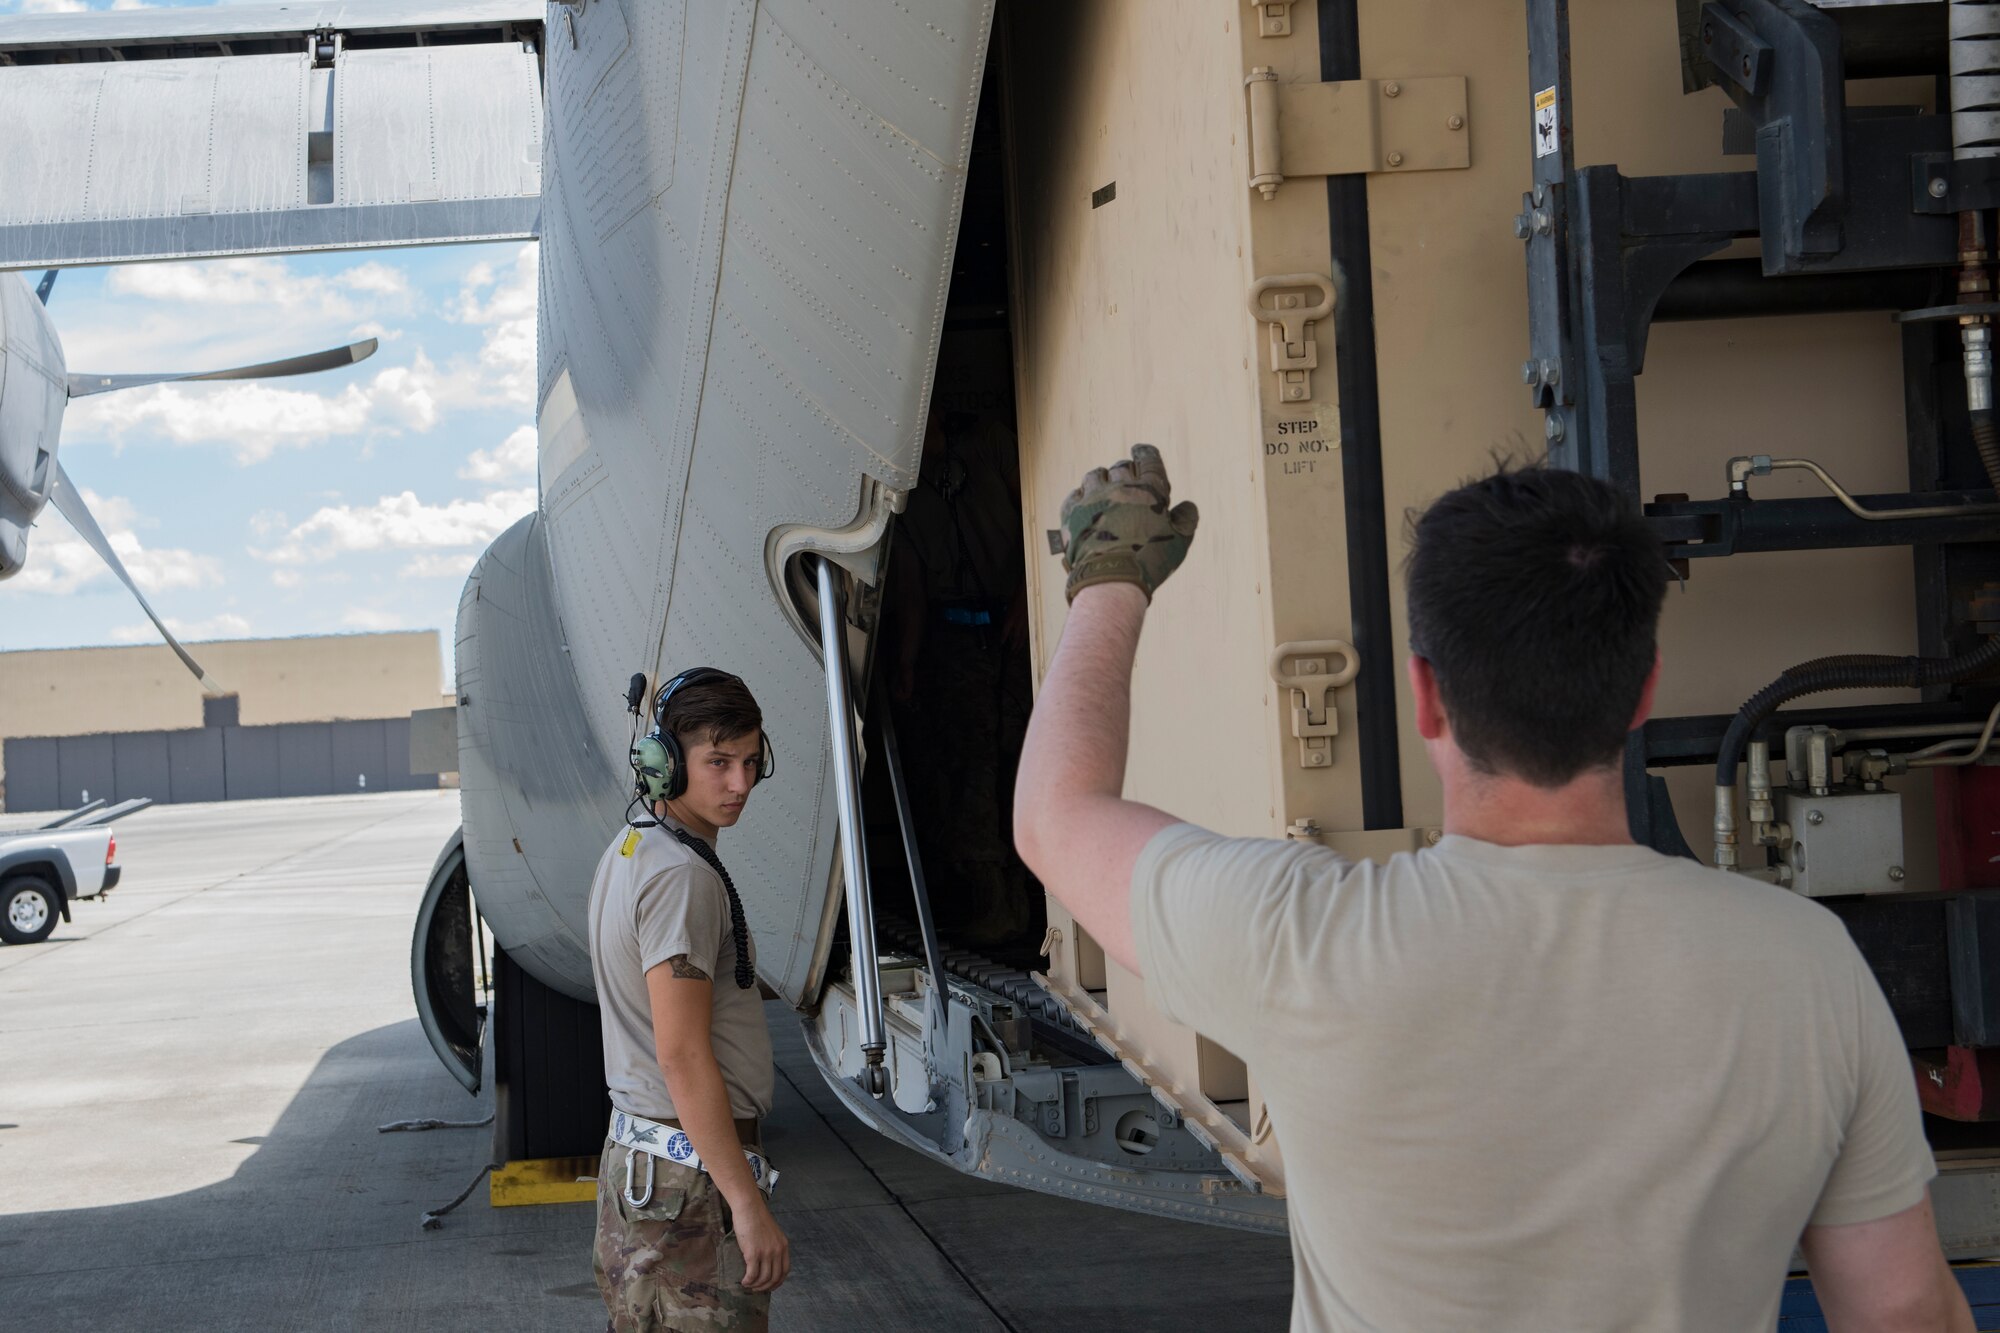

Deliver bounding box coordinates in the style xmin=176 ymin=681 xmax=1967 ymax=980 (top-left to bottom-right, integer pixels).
xmin=1270 ymin=640 xmax=1360 ymax=769
xmin=1696 ymin=3 xmax=1773 ymax=97
xmin=1247 ymin=274 xmax=1334 ymax=403
xmin=1912 ymin=152 xmax=2000 ymax=215
xmin=1248 ymin=0 xmax=1294 ymax=37
xmin=1245 ymin=70 xmax=1469 ymax=199
xmin=1684 ymin=0 xmax=1846 ymax=273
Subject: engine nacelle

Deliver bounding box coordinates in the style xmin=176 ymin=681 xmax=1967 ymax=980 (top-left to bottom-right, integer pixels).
xmin=0 ymin=272 xmax=68 ymax=580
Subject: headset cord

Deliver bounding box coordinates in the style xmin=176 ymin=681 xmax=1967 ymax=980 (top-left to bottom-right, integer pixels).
xmin=668 ymin=828 xmax=755 ymax=990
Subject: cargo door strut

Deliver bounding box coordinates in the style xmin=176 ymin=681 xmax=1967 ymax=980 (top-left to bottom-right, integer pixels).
xmin=815 ymin=555 xmax=889 ymax=1097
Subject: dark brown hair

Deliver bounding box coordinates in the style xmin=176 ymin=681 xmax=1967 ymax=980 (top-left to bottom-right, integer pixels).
xmin=664 ymin=673 xmax=763 ymax=750
xmin=1406 ymin=463 xmax=1666 ymax=787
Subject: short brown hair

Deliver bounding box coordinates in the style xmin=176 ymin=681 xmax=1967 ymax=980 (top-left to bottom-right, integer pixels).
xmin=663 ymin=672 xmax=762 ymax=750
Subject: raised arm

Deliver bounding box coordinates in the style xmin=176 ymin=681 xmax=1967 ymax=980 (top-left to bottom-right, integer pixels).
xmin=648 ymin=960 xmax=790 ymax=1292
xmin=1013 ymin=444 xmax=1199 ymax=975
xmin=1014 ymin=583 xmax=1176 ymax=973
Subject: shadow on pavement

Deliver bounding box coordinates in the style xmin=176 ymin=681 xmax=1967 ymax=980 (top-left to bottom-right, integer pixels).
xmin=0 ymin=1011 xmax=1295 ymax=1333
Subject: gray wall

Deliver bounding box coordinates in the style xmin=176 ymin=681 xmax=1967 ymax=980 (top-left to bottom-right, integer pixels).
xmin=3 ymin=718 xmax=435 ymax=811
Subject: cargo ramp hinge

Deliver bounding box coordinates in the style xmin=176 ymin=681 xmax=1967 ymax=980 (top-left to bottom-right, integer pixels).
xmin=1246 ymin=70 xmax=1470 ymax=199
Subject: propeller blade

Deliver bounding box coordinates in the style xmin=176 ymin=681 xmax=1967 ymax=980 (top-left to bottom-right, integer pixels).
xmin=34 ymin=270 xmax=56 ymax=305
xmin=66 ymin=336 xmax=379 ymax=399
xmin=48 ymin=462 xmax=225 ymax=696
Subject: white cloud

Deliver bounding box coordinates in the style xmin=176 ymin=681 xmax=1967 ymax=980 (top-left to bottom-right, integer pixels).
xmin=110 ymin=612 xmax=250 ymax=645
xmin=69 ymin=354 xmax=444 ymax=463
xmin=270 ymin=569 xmax=301 ymax=589
xmin=62 ymin=248 xmax=531 ymax=466
xmin=342 ymin=607 xmax=407 ymax=631
xmin=106 ymin=255 xmax=411 ymax=317
xmin=451 ymin=244 xmax=537 ymax=409
xmin=9 ymin=490 xmax=222 ymax=596
xmin=459 ymin=424 xmax=537 ymax=483
xmin=402 ymin=552 xmax=478 ymax=580
xmin=69 ymin=249 xmax=533 ymax=462
xmin=9 ymin=2 xmax=155 ymax=14
xmin=340 ymin=263 xmax=411 ymax=297
xmin=254 ymin=487 xmax=536 ymax=565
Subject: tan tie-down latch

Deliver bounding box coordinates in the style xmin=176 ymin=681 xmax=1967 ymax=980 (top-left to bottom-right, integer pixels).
xmin=1248 ymin=274 xmax=1335 ymax=403
xmin=1270 ymin=639 xmax=1360 ymax=769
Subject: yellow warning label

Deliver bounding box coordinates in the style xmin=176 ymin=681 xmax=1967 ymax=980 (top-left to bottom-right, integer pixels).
xmin=620 ymin=828 xmax=640 ymax=857
xmin=1533 ymin=86 xmax=1560 ymax=159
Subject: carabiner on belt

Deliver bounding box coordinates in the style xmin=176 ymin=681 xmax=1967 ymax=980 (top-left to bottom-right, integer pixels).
xmin=623 ymin=1146 xmax=656 ymax=1208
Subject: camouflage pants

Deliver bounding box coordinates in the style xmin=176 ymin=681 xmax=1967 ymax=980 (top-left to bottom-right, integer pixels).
xmin=593 ymin=1137 xmax=769 ymax=1332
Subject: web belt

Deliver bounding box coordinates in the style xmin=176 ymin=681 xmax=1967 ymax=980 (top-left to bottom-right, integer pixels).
xmin=610 ymin=1108 xmax=779 ymax=1205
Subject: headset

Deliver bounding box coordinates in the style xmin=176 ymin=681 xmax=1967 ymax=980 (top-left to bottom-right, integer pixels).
xmin=627 ymin=667 xmax=776 ymax=806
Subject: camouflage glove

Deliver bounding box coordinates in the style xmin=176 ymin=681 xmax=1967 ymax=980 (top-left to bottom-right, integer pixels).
xmin=1057 ymin=444 xmax=1200 ymax=603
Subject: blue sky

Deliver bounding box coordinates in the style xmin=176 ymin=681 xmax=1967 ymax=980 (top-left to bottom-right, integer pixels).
xmin=0 ymin=0 xmax=539 ymax=686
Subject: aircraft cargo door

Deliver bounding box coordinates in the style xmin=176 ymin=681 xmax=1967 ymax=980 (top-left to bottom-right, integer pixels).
xmin=531 ymin=0 xmax=1001 ymax=1009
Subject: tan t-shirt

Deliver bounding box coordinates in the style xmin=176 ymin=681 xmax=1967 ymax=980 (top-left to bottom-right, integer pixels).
xmin=587 ymin=817 xmax=774 ymax=1121
xmin=1131 ymin=826 xmax=1933 ymax=1333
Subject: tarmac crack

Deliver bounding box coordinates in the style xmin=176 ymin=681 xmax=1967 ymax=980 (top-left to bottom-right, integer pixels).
xmin=773 ymin=1061 xmax=1020 ymax=1333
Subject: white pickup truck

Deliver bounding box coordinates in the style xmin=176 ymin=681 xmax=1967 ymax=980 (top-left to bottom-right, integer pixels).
xmin=0 ymin=823 xmax=121 ymax=945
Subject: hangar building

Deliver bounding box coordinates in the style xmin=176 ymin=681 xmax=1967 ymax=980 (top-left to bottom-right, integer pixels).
xmin=0 ymin=631 xmax=449 ymax=813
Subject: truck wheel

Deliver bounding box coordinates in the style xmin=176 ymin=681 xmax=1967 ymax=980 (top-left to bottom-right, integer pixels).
xmin=0 ymin=876 xmax=59 ymax=945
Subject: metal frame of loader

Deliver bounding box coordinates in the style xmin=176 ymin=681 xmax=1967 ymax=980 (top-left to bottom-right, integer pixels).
xmin=1520 ymin=0 xmax=2000 ymax=1131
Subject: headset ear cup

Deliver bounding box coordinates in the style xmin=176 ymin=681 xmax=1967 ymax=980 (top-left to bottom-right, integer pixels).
xmin=660 ymin=733 xmax=687 ymax=801
xmin=631 ymin=735 xmax=677 ymax=804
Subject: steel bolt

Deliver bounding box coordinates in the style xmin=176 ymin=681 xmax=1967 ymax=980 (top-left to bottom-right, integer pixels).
xmin=1447 ymin=114 xmax=1465 ymax=131
xmin=1532 ymin=209 xmax=1553 ymax=235
xmin=1513 ymin=212 xmax=1532 ymax=240
xmin=1932 ymin=177 xmax=1951 ymax=199
xmin=1540 ymin=359 xmax=1560 ymax=386
xmin=1386 ymin=151 xmax=1405 ymax=168
xmin=1889 ymin=865 xmax=1906 ymax=882
xmin=1544 ymin=413 xmax=1565 ymax=443
xmin=1384 ymin=81 xmax=1402 ymax=98
xmin=1806 ymin=809 xmax=1824 ymax=825
xmin=1521 ymin=359 xmax=1540 ymax=385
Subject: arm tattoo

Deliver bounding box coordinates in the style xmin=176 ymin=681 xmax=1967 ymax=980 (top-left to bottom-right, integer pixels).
xmin=666 ymin=953 xmax=711 ymax=983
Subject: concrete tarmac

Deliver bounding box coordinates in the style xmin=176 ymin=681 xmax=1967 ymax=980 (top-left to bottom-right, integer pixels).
xmin=0 ymin=792 xmax=1292 ymax=1331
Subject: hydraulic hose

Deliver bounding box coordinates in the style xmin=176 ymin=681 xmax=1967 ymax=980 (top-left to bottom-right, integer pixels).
xmin=1714 ymin=636 xmax=2000 ymax=791
xmin=1779 ymin=653 xmax=1912 ymax=675
xmin=1977 ymin=409 xmax=2000 ymax=493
